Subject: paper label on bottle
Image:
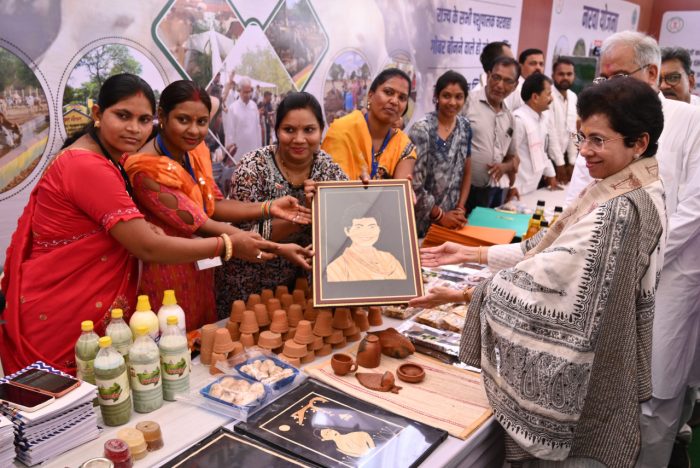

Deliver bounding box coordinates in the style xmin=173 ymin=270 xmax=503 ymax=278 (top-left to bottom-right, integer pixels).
xmin=76 ymin=357 xmax=95 ymax=383
xmin=129 ymin=362 xmax=162 ymax=391
xmin=96 ymin=372 xmax=130 ymax=406
xmin=161 ymin=351 xmax=191 ymax=381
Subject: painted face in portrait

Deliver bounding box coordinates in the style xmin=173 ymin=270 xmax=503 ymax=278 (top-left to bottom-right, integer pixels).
xmin=159 ymin=99 xmax=210 ymax=153
xmin=344 ymin=217 xmax=380 ymax=248
xmin=92 ymin=92 xmax=154 ymax=156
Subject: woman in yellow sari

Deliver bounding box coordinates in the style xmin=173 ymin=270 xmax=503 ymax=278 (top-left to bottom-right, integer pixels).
xmin=321 ymin=68 xmax=416 ymax=180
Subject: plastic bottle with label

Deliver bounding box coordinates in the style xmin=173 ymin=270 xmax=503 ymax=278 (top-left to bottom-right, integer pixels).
xmin=106 ymin=309 xmax=133 ymax=364
xmin=94 ymin=336 xmax=132 ymax=426
xmin=75 ymin=320 xmax=100 ymax=385
xmin=129 ymin=295 xmax=159 ymax=341
xmin=159 ymin=316 xmax=191 ymax=401
xmin=128 ymin=326 xmax=163 ymax=413
xmin=157 ymin=290 xmax=186 ymax=335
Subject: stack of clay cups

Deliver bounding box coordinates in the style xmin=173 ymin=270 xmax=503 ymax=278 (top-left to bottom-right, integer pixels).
xmin=254 ymin=303 xmax=271 ymax=331
xmin=200 ymin=324 xmax=218 ymax=365
xmin=281 ymin=339 xmax=306 ymax=367
xmin=269 ymin=309 xmax=289 ymax=335
xmin=294 ymin=277 xmax=309 ymax=297
xmin=275 ymin=285 xmax=289 ymax=299
xmin=352 ymin=308 xmax=371 ymax=332
xmin=304 ymin=299 xmax=318 ymax=322
xmin=292 ymin=320 xmax=315 ymax=363
xmin=368 ymin=306 xmax=383 ymax=326
xmin=239 ymin=310 xmax=259 ymax=349
xmin=280 ymin=293 xmax=294 ymax=311
xmin=226 ymin=299 xmax=244 ymax=342
xmin=325 ymin=329 xmax=345 ymax=349
xmin=246 ymin=293 xmax=262 ymax=309
xmin=292 ymin=289 xmax=306 ymax=305
xmin=211 ymin=329 xmax=239 ymax=374
xmin=257 ymin=330 xmax=283 ymax=353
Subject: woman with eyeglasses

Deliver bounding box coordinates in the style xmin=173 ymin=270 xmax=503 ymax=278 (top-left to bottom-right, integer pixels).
xmin=409 ymin=77 xmax=666 ymax=467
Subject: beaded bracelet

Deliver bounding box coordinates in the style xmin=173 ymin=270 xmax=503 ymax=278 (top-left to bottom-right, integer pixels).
xmin=220 ymin=234 xmax=233 ymax=261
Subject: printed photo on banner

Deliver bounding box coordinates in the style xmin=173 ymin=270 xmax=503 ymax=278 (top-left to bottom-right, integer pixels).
xmin=312 ymin=180 xmax=423 ymax=307
xmin=322 ymin=50 xmax=371 ymax=125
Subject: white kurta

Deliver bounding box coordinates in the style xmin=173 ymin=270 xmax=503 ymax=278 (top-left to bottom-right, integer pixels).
xmin=223 ymin=97 xmax=261 ymax=164
xmin=550 ymin=88 xmax=578 ymax=165
xmin=567 ymin=93 xmax=700 ymax=399
xmin=691 ymin=94 xmax=700 ymax=106
xmin=512 ymin=104 xmax=555 ymax=195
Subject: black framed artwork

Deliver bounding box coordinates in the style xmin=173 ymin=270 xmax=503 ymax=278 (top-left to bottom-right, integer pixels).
xmin=235 ymin=379 xmax=446 ymax=468
xmin=312 ymin=180 xmax=423 ymax=307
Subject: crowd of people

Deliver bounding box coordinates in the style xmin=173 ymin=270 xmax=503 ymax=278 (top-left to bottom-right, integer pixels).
xmin=1 ymin=29 xmax=699 ymax=467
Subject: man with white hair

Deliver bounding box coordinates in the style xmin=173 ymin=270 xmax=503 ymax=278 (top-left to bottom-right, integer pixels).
xmin=222 ymin=76 xmax=262 ymax=164
xmin=567 ymin=30 xmax=700 ymax=467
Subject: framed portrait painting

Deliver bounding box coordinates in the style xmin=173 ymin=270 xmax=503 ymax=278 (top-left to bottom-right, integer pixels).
xmin=312 ymin=180 xmax=423 ymax=307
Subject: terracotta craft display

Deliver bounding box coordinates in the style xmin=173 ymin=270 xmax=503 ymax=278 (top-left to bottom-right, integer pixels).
xmin=396 ymin=363 xmax=425 ymax=383
xmin=371 ymin=327 xmax=415 ymax=358
xmin=331 ymin=353 xmax=357 ymax=376
xmin=356 ymin=335 xmax=381 ymax=368
xmin=356 ymin=371 xmax=402 ymax=393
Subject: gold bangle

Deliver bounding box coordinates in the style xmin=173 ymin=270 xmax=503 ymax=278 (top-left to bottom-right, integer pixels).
xmin=220 ymin=234 xmax=233 ymax=261
xmin=462 ymin=287 xmax=473 ymax=303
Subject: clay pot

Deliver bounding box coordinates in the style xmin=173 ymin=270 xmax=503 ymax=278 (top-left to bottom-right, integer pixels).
xmin=199 ymin=324 xmax=218 ymax=365
xmin=294 ymin=277 xmax=309 ymax=294
xmin=230 ymin=341 xmax=244 ymax=357
xmin=309 ymin=335 xmax=324 ymax=351
xmin=372 ymin=328 xmax=415 ymax=359
xmin=397 ymin=363 xmax=425 ymax=383
xmin=301 ymin=350 xmax=316 ymax=364
xmin=269 ymin=309 xmax=289 ymax=334
xmin=258 ymin=331 xmax=283 ymax=350
xmin=332 ymin=338 xmax=347 ymax=349
xmin=356 ymin=371 xmax=402 ymax=393
xmin=239 ymin=333 xmax=255 ymax=349
xmin=278 ymin=353 xmax=301 ymax=367
xmin=284 ymin=327 xmax=296 ymax=341
xmin=343 ymin=324 xmax=359 ymax=337
xmin=280 ymin=293 xmax=294 ymax=311
xmin=292 ymin=289 xmax=306 ymax=305
xmin=266 ymin=298 xmax=282 ymax=316
xmin=226 ymin=320 xmax=240 ymax=341
xmin=316 ymin=343 xmax=332 ymax=357
xmin=331 ymin=308 xmax=353 ymax=330
xmin=353 ymin=309 xmax=370 ymax=332
xmin=229 ymin=300 xmax=246 ymax=323
xmin=283 ymin=339 xmax=308 ymax=358
xmin=368 ymin=306 xmax=383 ymax=326
xmin=325 ymin=329 xmax=344 ymax=345
xmin=213 ymin=328 xmax=236 ymax=354
xmin=313 ymin=310 xmax=333 ymax=337
xmin=293 ymin=320 xmax=315 ymax=345
xmin=260 ymin=288 xmax=274 ymax=304
xmin=287 ymin=304 xmax=304 ymax=327
xmin=275 ymin=285 xmax=289 ymax=299
xmin=252 ymin=303 xmax=270 ymax=328
xmin=246 ymin=293 xmax=262 ymax=309
xmin=331 ymin=353 xmax=358 ymax=376
xmin=346 ymin=332 xmax=362 ymax=343
xmin=209 ymin=353 xmax=226 ymax=375
xmin=357 ymin=334 xmax=381 ymax=368
xmin=304 ymin=307 xmax=319 ymax=323
xmin=239 ymin=310 xmax=259 ymax=335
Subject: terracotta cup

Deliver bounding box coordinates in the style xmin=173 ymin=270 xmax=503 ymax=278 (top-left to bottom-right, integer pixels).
xmin=353 ymin=309 xmax=370 ymax=332
xmin=267 ymin=298 xmax=282 ymax=315
xmin=310 ymin=335 xmax=324 ymax=351
xmin=229 ymin=300 xmax=246 ymax=323
xmin=199 ymin=324 xmax=218 ymax=365
xmin=239 ymin=333 xmax=255 ymax=349
xmin=213 ymin=328 xmax=236 ymax=354
xmin=304 ymin=307 xmax=319 ymax=323
xmin=239 ymin=310 xmax=259 ymax=334
xmin=301 ymin=350 xmax=316 ymax=364
xmin=275 ymin=285 xmax=289 ymax=299
xmin=331 ymin=308 xmax=353 ymax=330
xmin=287 ymin=304 xmax=304 ymax=327
xmin=260 ymin=288 xmax=274 ymax=304
xmin=246 ymin=293 xmax=262 ymax=309
xmin=347 ymin=331 xmax=362 ymax=342
xmin=226 ymin=320 xmax=240 ymax=341
xmin=292 ymin=289 xmax=306 ymax=305
xmin=284 ymin=327 xmax=296 ymax=341
xmin=357 ymin=334 xmax=381 ymax=368
xmin=316 ymin=343 xmax=332 ymax=357
xmin=368 ymin=306 xmax=383 ymax=326
xmin=294 ymin=277 xmax=309 ymax=294
xmin=209 ymin=352 xmax=226 ymax=375
xmin=331 ymin=353 xmax=358 ymax=376
xmin=313 ymin=310 xmax=333 ymax=337
xmin=280 ymin=293 xmax=294 ymax=311
xmin=253 ymin=303 xmax=271 ymax=328
xmin=325 ymin=329 xmax=344 ymax=345
xmin=230 ymin=341 xmax=244 ymax=357
xmin=258 ymin=331 xmax=283 ymax=350
xmin=332 ymin=337 xmax=348 ymax=349
xmin=283 ymin=339 xmax=308 ymax=358
xmin=343 ymin=324 xmax=359 ymax=337
xmin=269 ymin=309 xmax=290 ymax=334
xmin=279 ymin=353 xmax=301 ymax=367
xmin=293 ymin=320 xmax=315 ymax=345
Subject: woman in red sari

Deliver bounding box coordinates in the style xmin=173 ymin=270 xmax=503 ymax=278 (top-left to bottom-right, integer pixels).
xmin=0 ymin=74 xmax=283 ymax=375
xmin=124 ymin=80 xmax=312 ymax=329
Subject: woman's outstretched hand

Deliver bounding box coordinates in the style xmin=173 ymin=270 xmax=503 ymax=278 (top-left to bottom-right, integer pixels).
xmin=270 ymin=195 xmax=311 ymax=224
xmin=276 ymin=243 xmax=314 ymax=269
xmin=408 ymin=286 xmax=464 ymax=308
xmin=420 ymin=241 xmax=472 ymax=267
xmin=229 ymin=231 xmax=277 ymax=263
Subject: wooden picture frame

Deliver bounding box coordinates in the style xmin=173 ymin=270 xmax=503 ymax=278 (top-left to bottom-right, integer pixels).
xmin=312 ymin=180 xmax=423 ymax=307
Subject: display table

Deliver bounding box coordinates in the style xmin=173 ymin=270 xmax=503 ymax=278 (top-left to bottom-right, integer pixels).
xmin=22 ymin=316 xmax=502 ymax=468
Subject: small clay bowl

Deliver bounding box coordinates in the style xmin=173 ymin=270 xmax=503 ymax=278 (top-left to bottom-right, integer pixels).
xmin=397 ymin=363 xmax=425 ymax=383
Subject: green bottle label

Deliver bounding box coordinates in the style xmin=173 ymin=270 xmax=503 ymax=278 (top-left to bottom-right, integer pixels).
xmin=161 ymin=352 xmax=190 ymax=380
xmin=76 ymin=357 xmax=95 ymax=384
xmin=129 ymin=363 xmax=162 ymax=391
xmin=96 ymin=372 xmax=130 ymax=405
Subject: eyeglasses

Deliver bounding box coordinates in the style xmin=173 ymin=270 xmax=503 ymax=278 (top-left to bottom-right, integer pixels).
xmin=488 ymin=73 xmax=517 ymax=86
xmin=571 ymin=132 xmax=627 ymax=151
xmin=660 ymin=72 xmax=683 ymax=86
xmin=593 ymin=64 xmax=649 ymax=84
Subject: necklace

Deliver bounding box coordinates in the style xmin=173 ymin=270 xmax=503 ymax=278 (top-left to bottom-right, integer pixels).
xmin=437 ymin=117 xmax=456 ymax=135
xmin=275 ymin=149 xmax=313 ymax=188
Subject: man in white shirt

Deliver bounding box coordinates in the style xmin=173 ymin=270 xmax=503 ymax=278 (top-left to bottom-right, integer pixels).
xmin=567 ymin=31 xmax=700 ymax=468
xmin=222 ymin=77 xmax=261 ymax=165
xmin=512 ymin=73 xmax=561 ymax=196
xmin=550 ymin=57 xmax=578 ymax=181
xmin=505 ymin=48 xmax=544 ymax=111
xmin=660 ymin=47 xmax=699 ymax=106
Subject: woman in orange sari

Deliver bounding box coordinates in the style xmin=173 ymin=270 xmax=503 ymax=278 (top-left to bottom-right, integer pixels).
xmin=124 ymin=81 xmax=312 ymax=329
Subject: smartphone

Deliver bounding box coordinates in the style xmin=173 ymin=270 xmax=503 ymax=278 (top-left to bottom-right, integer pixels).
xmin=0 ymin=382 xmax=55 ymax=412
xmin=9 ymin=368 xmax=81 ymax=398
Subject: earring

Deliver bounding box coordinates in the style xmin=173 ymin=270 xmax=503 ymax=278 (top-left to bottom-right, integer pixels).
xmin=633 ymin=154 xmax=640 ymax=160
xmin=94 ymin=120 xmax=100 ymax=128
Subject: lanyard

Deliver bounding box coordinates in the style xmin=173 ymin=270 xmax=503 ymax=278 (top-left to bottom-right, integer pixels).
xmin=89 ymin=128 xmax=134 ymax=199
xmin=156 ymin=134 xmax=206 ymax=212
xmin=364 ymin=113 xmax=393 ymax=179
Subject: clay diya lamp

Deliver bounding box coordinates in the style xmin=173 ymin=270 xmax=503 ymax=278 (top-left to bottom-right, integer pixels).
xmin=269 ymin=309 xmax=289 ymax=334
xmin=309 ymin=335 xmax=324 ymax=351
xmin=209 ymin=352 xmax=226 ymax=375
xmin=260 ymin=288 xmax=274 ymax=304
xmin=239 ymin=333 xmax=255 ymax=349
xmin=292 ymin=289 xmax=306 ymax=305
xmin=356 ymin=334 xmax=381 ymax=368
xmin=226 ymin=320 xmax=240 ymax=342
xmin=301 ymin=349 xmax=316 ymax=364
xmin=287 ymin=304 xmax=304 ymax=327
xmin=313 ymin=310 xmax=333 ymax=337
xmin=258 ymin=331 xmax=283 ymax=351
xmin=280 ymin=293 xmax=294 ymax=311
xmin=266 ymin=298 xmax=282 ymax=316
xmin=283 ymin=339 xmax=308 ymax=358
xmin=239 ymin=310 xmax=259 ymax=335
xmin=275 ymin=285 xmax=289 ymax=299
xmin=293 ymin=320 xmax=315 ymax=345
xmin=353 ymin=309 xmax=370 ymax=332
xmin=213 ymin=328 xmax=236 ymax=355
xmin=246 ymin=293 xmax=262 ymax=309
xmin=331 ymin=353 xmax=358 ymax=376
xmin=343 ymin=324 xmax=359 ymax=337
xmin=325 ymin=329 xmax=344 ymax=345
xmin=368 ymin=306 xmax=383 ymax=326
xmin=253 ymin=304 xmax=271 ymax=328
xmin=331 ymin=308 xmax=353 ymax=330
xmin=316 ymin=343 xmax=332 ymax=357
xmin=294 ymin=277 xmax=309 ymax=294
xmin=373 ymin=328 xmax=416 ymax=358
xmin=229 ymin=300 xmax=246 ymax=323
xmin=279 ymin=353 xmax=301 ymax=367
xmin=199 ymin=324 xmax=218 ymax=365
xmin=356 ymin=371 xmax=402 ymax=393
xmin=397 ymin=363 xmax=425 ymax=384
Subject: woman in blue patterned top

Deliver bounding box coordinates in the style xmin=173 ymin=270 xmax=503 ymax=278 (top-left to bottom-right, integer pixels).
xmin=408 ymin=70 xmax=472 ymax=237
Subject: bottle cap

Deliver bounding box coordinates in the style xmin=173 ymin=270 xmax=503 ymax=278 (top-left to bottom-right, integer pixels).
xmin=166 ymin=315 xmax=179 ymax=325
xmin=537 ymin=200 xmax=545 ymax=205
xmin=554 ymin=206 xmax=563 ymax=212
xmin=162 ymin=290 xmax=177 ymax=306
xmin=98 ymin=336 xmax=112 ymax=348
xmin=136 ymin=295 xmax=151 ymax=312
xmin=135 ymin=325 xmax=149 ymax=336
xmin=110 ymin=309 xmax=123 ymax=319
xmin=540 ymin=220 xmax=550 ymax=227
xmin=81 ymin=320 xmax=94 ymax=332
xmin=533 ymin=213 xmax=542 ymax=220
